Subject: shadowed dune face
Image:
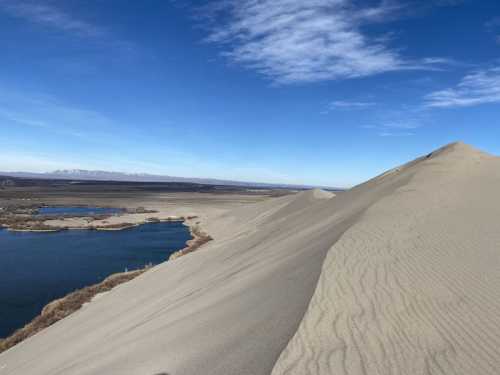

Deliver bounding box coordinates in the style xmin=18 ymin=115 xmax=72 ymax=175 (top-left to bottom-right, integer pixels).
xmin=1 ymin=143 xmax=500 ymax=375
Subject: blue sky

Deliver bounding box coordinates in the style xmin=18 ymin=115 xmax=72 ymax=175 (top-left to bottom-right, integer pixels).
xmin=0 ymin=0 xmax=499 ymax=187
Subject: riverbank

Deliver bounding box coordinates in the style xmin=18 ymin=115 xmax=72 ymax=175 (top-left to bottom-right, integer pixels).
xmin=0 ymin=268 xmax=146 ymax=353
xmin=6 ymin=227 xmax=63 ymax=233
xmin=0 ymin=217 xmax=210 ymax=354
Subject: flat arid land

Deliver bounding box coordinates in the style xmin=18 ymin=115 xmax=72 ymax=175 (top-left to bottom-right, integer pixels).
xmin=1 ymin=142 xmax=500 ymax=375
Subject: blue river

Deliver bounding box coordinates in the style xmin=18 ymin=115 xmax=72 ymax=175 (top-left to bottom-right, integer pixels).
xmin=0 ymin=220 xmax=191 ymax=338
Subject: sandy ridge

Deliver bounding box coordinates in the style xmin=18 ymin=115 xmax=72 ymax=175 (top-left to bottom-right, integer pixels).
xmin=272 ymin=143 xmax=500 ymax=375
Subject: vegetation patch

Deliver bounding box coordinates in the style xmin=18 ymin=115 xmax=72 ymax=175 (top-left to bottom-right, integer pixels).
xmin=169 ymin=225 xmax=213 ymax=260
xmin=93 ymin=223 xmax=138 ymax=231
xmin=0 ymin=268 xmax=148 ymax=354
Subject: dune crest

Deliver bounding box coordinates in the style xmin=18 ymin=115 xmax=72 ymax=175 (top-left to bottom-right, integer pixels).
xmin=302 ymin=188 xmax=336 ymax=200
xmin=272 ymin=142 xmax=500 ymax=375
xmin=1 ymin=143 xmax=499 ymax=375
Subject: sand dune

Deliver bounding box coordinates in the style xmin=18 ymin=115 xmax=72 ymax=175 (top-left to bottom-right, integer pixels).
xmin=1 ymin=142 xmax=500 ymax=375
xmin=272 ymin=142 xmax=500 ymax=374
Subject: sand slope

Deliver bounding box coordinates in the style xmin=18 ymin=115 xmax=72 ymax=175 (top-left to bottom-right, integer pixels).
xmin=0 ymin=187 xmax=349 ymax=375
xmin=272 ymin=142 xmax=500 ymax=374
xmin=1 ymin=142 xmax=500 ymax=375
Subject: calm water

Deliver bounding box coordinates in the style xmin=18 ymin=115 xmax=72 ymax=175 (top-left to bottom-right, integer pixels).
xmin=0 ymin=222 xmax=191 ymax=338
xmin=38 ymin=206 xmax=124 ymax=216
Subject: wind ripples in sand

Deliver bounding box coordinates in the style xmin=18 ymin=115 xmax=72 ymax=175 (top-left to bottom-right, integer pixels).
xmin=272 ymin=143 xmax=500 ymax=375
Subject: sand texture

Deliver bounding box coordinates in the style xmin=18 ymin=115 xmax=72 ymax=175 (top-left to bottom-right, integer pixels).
xmin=272 ymin=143 xmax=500 ymax=375
xmin=1 ymin=142 xmax=500 ymax=375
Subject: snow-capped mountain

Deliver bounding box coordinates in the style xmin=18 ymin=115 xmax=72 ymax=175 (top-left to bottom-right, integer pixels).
xmin=0 ymin=169 xmax=333 ymax=190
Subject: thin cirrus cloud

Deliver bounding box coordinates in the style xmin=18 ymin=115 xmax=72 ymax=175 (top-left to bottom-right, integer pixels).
xmin=484 ymin=17 xmax=500 ymax=44
xmin=378 ymin=131 xmax=415 ymax=137
xmin=0 ymin=0 xmax=104 ymax=37
xmin=330 ymin=100 xmax=376 ymax=108
xmin=425 ymin=67 xmax=500 ymax=108
xmin=0 ymin=0 xmax=137 ymax=55
xmin=0 ymin=88 xmax=117 ymax=140
xmin=485 ymin=16 xmax=500 ymax=31
xmin=203 ymin=0 xmax=450 ymax=84
xmin=321 ymin=100 xmax=376 ymax=114
xmin=361 ymin=108 xmax=427 ymax=137
xmin=362 ymin=124 xmax=418 ymax=137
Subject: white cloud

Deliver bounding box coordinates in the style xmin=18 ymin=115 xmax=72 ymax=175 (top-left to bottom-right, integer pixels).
xmin=330 ymin=100 xmax=376 ymax=108
xmin=425 ymin=67 xmax=500 ymax=108
xmin=203 ymin=0 xmax=448 ymax=84
xmin=379 ymin=131 xmax=414 ymax=137
xmin=379 ymin=122 xmax=421 ymax=130
xmin=0 ymin=0 xmax=104 ymax=37
xmin=321 ymin=99 xmax=375 ymax=113
xmin=364 ymin=123 xmax=417 ymax=137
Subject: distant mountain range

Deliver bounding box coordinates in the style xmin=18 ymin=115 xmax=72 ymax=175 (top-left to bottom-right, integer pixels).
xmin=0 ymin=169 xmax=340 ymax=190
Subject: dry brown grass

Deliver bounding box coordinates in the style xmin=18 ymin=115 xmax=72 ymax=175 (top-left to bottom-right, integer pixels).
xmin=91 ymin=222 xmax=137 ymax=230
xmin=0 ymin=211 xmax=60 ymax=232
xmin=0 ymin=268 xmax=147 ymax=354
xmin=0 ymin=217 xmax=62 ymax=232
xmin=169 ymin=225 xmax=212 ymax=260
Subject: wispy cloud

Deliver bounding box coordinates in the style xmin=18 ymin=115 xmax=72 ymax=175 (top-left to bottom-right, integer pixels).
xmin=201 ymin=0 xmax=449 ymax=84
xmin=362 ymin=123 xmax=417 ymax=137
xmin=330 ymin=100 xmax=376 ymax=109
xmin=0 ymin=109 xmax=49 ymax=128
xmin=378 ymin=131 xmax=415 ymax=137
xmin=485 ymin=16 xmax=500 ymax=31
xmin=0 ymin=0 xmax=137 ymax=55
xmin=0 ymin=89 xmax=118 ymax=140
xmin=0 ymin=0 xmax=104 ymax=37
xmin=361 ymin=106 xmax=429 ymax=137
xmin=484 ymin=17 xmax=500 ymax=44
xmin=425 ymin=67 xmax=500 ymax=108
xmin=321 ymin=99 xmax=376 ymax=114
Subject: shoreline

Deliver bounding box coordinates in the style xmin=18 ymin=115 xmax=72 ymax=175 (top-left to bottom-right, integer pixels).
xmin=0 ymin=215 xmax=212 ymax=354
xmin=1 ymin=215 xmax=189 ymax=233
xmin=169 ymin=223 xmax=213 ymax=260
xmin=6 ymin=228 xmax=63 ymax=233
